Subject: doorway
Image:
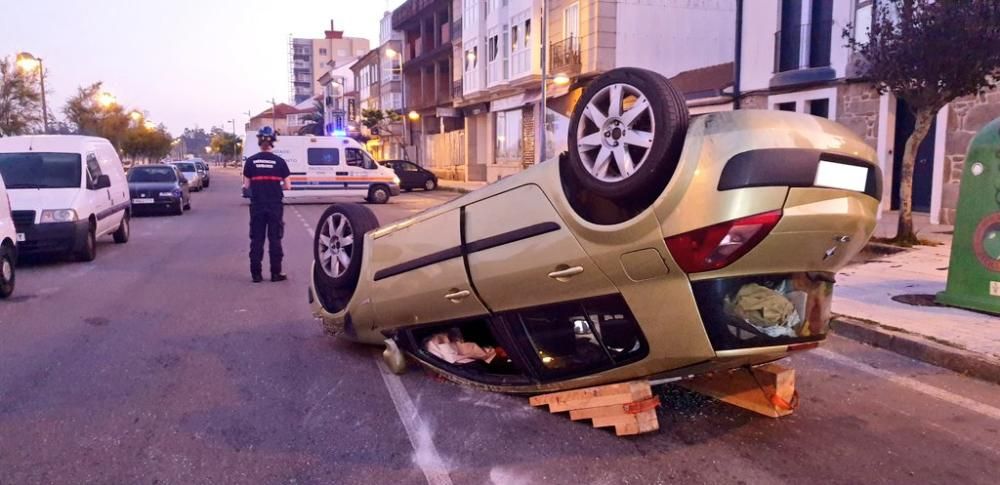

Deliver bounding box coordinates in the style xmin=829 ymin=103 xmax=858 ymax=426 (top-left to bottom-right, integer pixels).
xmin=891 ymin=98 xmax=936 ymax=213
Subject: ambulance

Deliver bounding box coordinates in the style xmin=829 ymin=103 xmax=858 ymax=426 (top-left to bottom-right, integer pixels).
xmin=243 ymin=135 xmax=401 ymax=204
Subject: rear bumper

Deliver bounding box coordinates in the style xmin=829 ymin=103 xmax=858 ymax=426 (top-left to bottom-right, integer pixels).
xmin=389 ymin=184 xmax=401 ymax=196
xmin=17 ymin=220 xmax=90 ymax=255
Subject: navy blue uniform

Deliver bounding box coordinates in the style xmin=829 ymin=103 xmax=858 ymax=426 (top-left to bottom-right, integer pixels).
xmin=243 ymin=152 xmax=291 ymax=277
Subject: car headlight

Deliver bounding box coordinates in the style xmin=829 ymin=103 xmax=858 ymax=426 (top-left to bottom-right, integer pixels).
xmin=393 ymin=175 xmax=401 ymax=185
xmin=39 ymin=209 xmax=79 ymax=223
xmin=159 ymin=191 xmax=179 ymax=197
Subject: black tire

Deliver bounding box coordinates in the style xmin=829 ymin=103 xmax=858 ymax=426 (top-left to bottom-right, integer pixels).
xmin=183 ymin=199 xmax=191 ymax=211
xmin=367 ymin=185 xmax=391 ymax=204
xmin=174 ymin=200 xmax=185 ymax=215
xmin=75 ymin=223 xmax=97 ymax=262
xmin=404 ymin=187 xmax=413 ymax=193
xmin=566 ymin=67 xmax=688 ymax=201
xmin=424 ymin=178 xmax=437 ymax=191
xmin=113 ymin=212 xmax=130 ymax=244
xmin=312 ymin=204 xmax=379 ymax=312
xmin=0 ymin=245 xmax=15 ymax=299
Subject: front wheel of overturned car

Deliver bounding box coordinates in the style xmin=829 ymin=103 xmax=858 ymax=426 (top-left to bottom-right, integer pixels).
xmin=312 ymin=204 xmax=380 ymax=312
xmin=566 ymin=67 xmax=689 ymax=202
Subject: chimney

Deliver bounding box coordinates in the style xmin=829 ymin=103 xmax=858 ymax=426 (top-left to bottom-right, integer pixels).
xmin=325 ymin=19 xmax=344 ymax=40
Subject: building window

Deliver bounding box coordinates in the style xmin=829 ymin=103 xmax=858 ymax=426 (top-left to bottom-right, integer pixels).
xmin=319 ymin=48 xmax=328 ymax=56
xmin=511 ymin=25 xmax=519 ymax=53
xmin=564 ymin=3 xmax=580 ymax=41
xmin=776 ymin=102 xmax=796 ymax=112
xmin=524 ymin=19 xmax=531 ymax=48
xmin=495 ymin=109 xmax=523 ymax=162
xmin=776 ymin=0 xmax=833 ymax=72
xmin=808 ymin=99 xmax=830 ymax=119
xmin=488 ymin=35 xmax=499 ymax=62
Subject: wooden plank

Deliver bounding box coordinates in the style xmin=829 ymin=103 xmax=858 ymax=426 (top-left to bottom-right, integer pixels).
xmin=569 ymin=403 xmax=628 ymax=421
xmin=591 ymin=413 xmax=639 ymax=429
xmin=636 ymin=410 xmax=659 ymax=434
xmin=679 ymin=365 xmax=796 ymax=418
xmin=528 ymin=382 xmax=635 ymax=407
xmin=531 ymin=381 xmax=652 ymax=413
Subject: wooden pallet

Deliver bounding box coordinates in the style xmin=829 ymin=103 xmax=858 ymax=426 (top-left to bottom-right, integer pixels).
xmin=679 ymin=363 xmax=798 ymax=418
xmin=529 ymin=380 xmax=661 ymax=436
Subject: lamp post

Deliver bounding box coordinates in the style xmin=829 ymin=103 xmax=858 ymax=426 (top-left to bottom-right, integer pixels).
xmin=15 ymin=52 xmax=48 ymax=134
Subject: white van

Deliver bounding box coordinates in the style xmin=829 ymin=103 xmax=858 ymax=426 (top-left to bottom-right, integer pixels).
xmin=0 ymin=135 xmax=131 ymax=262
xmin=243 ymin=135 xmax=400 ymax=204
xmin=0 ymin=175 xmax=17 ymax=298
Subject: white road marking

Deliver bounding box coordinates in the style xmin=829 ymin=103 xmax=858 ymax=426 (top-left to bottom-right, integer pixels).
xmin=375 ymin=353 xmax=453 ymax=485
xmin=292 ymin=205 xmax=451 ymax=485
xmin=814 ymin=348 xmax=1000 ymax=421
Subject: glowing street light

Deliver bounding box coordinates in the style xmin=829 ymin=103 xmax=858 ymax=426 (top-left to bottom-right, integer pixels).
xmin=205 ymin=146 xmax=212 ymax=154
xmin=143 ymin=120 xmax=156 ymax=130
xmin=385 ymin=47 xmax=398 ymax=59
xmin=407 ymin=110 xmax=420 ymax=121
xmin=552 ymin=73 xmax=571 ymax=86
xmin=96 ymin=92 xmax=117 ymax=108
xmin=15 ymin=52 xmax=48 ymax=133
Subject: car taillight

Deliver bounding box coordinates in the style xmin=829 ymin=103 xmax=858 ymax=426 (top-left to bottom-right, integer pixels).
xmin=665 ymin=210 xmax=782 ymax=273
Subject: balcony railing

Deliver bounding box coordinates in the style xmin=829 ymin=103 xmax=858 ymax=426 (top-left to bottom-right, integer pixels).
xmin=773 ymin=21 xmax=833 ymax=73
xmin=550 ymin=36 xmax=581 ymax=75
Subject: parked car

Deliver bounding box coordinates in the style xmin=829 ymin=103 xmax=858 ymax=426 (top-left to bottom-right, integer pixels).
xmin=0 ymin=135 xmax=131 ymax=262
xmin=307 ymin=68 xmax=882 ymax=393
xmin=127 ymin=164 xmax=191 ymax=215
xmin=191 ymin=158 xmax=210 ymax=188
xmin=381 ymin=160 xmax=438 ymax=191
xmin=169 ymin=161 xmax=203 ymax=191
xmin=0 ymin=175 xmax=17 ymax=298
xmin=243 ymin=135 xmax=400 ymax=204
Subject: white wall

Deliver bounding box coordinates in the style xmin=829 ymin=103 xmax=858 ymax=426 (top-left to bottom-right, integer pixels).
xmin=739 ymin=0 xmax=779 ymax=92
xmin=616 ymin=0 xmax=737 ymax=78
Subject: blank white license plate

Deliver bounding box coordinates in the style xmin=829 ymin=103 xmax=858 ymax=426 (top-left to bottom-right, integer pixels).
xmin=132 ymin=198 xmax=155 ymax=204
xmin=815 ymin=160 xmax=869 ymax=192
xmin=16 ymin=233 xmax=25 ymax=242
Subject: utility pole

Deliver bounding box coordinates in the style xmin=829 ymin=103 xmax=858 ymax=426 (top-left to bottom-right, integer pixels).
xmin=537 ymin=1 xmax=549 ymax=163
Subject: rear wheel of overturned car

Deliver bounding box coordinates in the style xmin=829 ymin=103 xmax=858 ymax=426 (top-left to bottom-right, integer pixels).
xmin=566 ymin=67 xmax=689 ymax=202
xmin=0 ymin=245 xmax=15 ymax=299
xmin=312 ymin=204 xmax=380 ymax=312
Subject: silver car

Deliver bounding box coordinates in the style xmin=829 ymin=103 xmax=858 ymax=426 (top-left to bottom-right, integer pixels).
xmin=169 ymin=161 xmax=203 ymax=191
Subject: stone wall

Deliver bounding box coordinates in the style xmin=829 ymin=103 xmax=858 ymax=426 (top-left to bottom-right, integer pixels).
xmin=522 ymin=105 xmax=536 ymax=166
xmin=738 ymin=94 xmax=768 ymax=110
xmin=836 ymin=82 xmax=880 ymax=149
xmin=941 ymin=89 xmax=1000 ymax=224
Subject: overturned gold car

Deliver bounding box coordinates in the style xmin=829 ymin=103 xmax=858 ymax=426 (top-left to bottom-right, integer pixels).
xmin=308 ymin=68 xmax=882 ymax=394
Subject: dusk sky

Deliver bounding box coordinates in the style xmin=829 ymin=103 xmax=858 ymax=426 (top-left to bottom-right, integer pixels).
xmin=2 ymin=0 xmax=404 ymax=135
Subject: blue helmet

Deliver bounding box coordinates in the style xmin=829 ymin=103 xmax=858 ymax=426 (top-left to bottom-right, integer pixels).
xmin=256 ymin=126 xmax=277 ymax=146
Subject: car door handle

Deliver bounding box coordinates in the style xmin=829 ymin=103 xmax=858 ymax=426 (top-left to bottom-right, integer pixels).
xmin=444 ymin=289 xmax=471 ymax=302
xmin=548 ymin=266 xmax=584 ymax=280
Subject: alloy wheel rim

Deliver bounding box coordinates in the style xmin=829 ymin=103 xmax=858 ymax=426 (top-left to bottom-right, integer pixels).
xmin=376 ymin=189 xmax=388 ymax=203
xmin=425 ymin=180 xmax=434 ymax=190
xmin=1 ymin=258 xmax=10 ymax=281
xmin=576 ymin=82 xmax=656 ymax=183
xmin=318 ymin=213 xmax=354 ymax=278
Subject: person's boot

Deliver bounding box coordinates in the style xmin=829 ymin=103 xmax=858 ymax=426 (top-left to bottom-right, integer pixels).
xmin=252 ymin=273 xmax=264 ymax=283
xmin=271 ymin=273 xmax=288 ymax=282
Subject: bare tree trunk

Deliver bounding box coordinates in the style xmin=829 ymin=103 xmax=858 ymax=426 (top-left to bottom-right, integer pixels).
xmin=896 ymin=107 xmax=936 ymax=246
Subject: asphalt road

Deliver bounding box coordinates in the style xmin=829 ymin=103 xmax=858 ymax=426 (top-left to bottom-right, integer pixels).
xmin=1 ymin=170 xmax=998 ymax=484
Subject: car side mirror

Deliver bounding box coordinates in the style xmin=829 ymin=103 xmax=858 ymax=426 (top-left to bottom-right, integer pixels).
xmin=94 ymin=174 xmax=112 ymax=190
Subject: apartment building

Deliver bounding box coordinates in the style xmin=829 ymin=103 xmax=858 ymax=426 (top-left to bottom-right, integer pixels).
xmin=392 ymin=0 xmax=464 ymax=171
xmin=350 ymin=12 xmax=406 ymax=160
xmin=317 ymin=61 xmax=356 ymax=136
xmin=290 ymin=22 xmax=371 ymax=104
xmin=738 ymin=0 xmax=1000 ymax=224
xmin=460 ymin=0 xmax=737 ymax=182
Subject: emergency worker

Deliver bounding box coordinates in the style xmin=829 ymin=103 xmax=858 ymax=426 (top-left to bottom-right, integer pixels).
xmin=243 ymin=126 xmax=291 ymax=283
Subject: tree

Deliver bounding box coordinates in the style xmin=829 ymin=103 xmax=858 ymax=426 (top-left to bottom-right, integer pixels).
xmin=121 ymin=125 xmax=173 ymax=163
xmin=178 ymin=127 xmax=212 ymax=156
xmin=846 ymin=0 xmax=1000 ymax=245
xmin=63 ymin=82 xmax=130 ymax=150
xmin=209 ymin=130 xmax=242 ymax=160
xmin=298 ymin=99 xmax=326 ymax=136
xmin=360 ymin=108 xmax=404 ymax=158
xmin=0 ymin=57 xmax=42 ymax=136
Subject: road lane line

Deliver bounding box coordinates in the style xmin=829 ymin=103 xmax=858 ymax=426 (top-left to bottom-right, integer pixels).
xmin=814 ymin=348 xmax=1000 ymax=420
xmin=291 ymin=205 xmax=452 ymax=485
xmin=375 ymin=353 xmax=454 ymax=485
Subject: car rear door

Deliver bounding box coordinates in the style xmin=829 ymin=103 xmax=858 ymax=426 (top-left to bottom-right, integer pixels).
xmin=84 ymin=152 xmax=113 ymax=235
xmin=463 ymin=184 xmax=618 ymax=312
xmin=398 ymin=161 xmax=425 ymax=189
xmin=369 ymin=208 xmax=488 ymax=326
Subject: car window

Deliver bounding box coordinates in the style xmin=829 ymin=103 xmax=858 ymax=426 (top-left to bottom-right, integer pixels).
xmin=86 ymin=153 xmax=103 ymax=184
xmin=173 ymin=162 xmax=196 ymax=172
xmin=345 ymin=148 xmax=376 ymax=169
xmin=128 ymin=167 xmax=177 ymax=183
xmin=308 ymin=148 xmax=340 ymax=166
xmin=401 ymin=162 xmax=419 ymax=172
xmin=0 ymin=152 xmax=82 ymax=189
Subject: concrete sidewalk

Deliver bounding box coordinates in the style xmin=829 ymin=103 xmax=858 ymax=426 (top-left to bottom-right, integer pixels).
xmin=437 ymin=179 xmax=488 ymax=194
xmin=833 ymin=228 xmax=1000 ymax=383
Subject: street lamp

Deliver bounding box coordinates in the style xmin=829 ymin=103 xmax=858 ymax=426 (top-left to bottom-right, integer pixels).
xmin=407 ymin=110 xmax=420 ymax=121
xmin=130 ymin=111 xmax=143 ymax=122
xmin=15 ymin=52 xmax=48 ymax=134
xmin=552 ymin=73 xmax=571 ymax=86
xmin=143 ymin=120 xmax=156 ymax=130
xmin=97 ymin=91 xmax=117 ymax=108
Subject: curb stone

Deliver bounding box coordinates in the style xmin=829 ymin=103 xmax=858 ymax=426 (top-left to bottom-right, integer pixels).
xmin=831 ymin=316 xmax=1000 ymax=385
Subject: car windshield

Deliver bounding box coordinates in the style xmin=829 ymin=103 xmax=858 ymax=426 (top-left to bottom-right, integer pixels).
xmin=128 ymin=167 xmax=177 ymax=183
xmin=0 ymin=152 xmax=82 ymax=189
xmin=174 ymin=162 xmax=196 ymax=172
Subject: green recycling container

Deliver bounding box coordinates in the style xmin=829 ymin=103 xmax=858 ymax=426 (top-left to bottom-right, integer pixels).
xmin=937 ymin=116 xmax=1000 ymax=314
